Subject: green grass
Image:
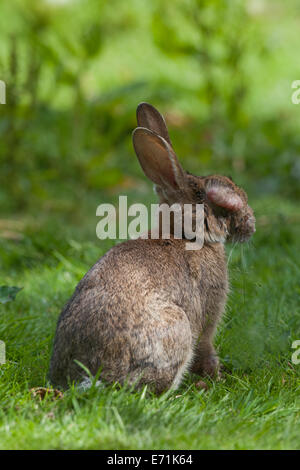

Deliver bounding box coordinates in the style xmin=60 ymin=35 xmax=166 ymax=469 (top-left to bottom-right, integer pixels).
xmin=0 ymin=0 xmax=300 ymax=450
xmin=0 ymin=193 xmax=299 ymax=450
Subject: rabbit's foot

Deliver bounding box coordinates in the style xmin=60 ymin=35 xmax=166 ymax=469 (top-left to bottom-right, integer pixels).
xmin=190 ymin=350 xmax=220 ymax=379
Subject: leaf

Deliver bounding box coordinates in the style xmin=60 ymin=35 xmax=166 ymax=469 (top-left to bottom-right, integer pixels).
xmin=0 ymin=286 xmax=23 ymax=304
xmin=81 ymin=24 xmax=103 ymax=58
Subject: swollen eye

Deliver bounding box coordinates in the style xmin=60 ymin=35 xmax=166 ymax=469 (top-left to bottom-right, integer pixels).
xmin=207 ymin=187 xmax=243 ymax=212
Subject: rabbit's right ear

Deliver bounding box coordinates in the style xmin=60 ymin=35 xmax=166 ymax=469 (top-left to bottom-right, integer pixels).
xmin=132 ymin=127 xmax=185 ymax=190
xmin=136 ymin=102 xmax=172 ymax=146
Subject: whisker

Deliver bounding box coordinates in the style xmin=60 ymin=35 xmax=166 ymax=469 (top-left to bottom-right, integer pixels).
xmin=227 ymin=241 xmax=238 ymax=266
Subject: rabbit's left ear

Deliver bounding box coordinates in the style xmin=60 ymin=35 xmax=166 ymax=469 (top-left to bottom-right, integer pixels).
xmin=136 ymin=102 xmax=172 ymax=146
xmin=207 ymin=186 xmax=243 ymax=212
xmin=132 ymin=127 xmax=185 ymax=190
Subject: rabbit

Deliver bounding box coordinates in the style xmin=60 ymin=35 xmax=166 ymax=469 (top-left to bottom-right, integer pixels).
xmin=49 ymin=102 xmax=255 ymax=393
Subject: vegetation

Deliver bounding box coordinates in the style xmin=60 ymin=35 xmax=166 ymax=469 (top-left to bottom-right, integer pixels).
xmin=0 ymin=0 xmax=299 ymax=449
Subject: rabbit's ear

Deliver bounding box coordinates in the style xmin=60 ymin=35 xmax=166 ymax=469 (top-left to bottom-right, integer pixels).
xmin=207 ymin=186 xmax=243 ymax=212
xmin=132 ymin=127 xmax=185 ymax=190
xmin=136 ymin=102 xmax=172 ymax=146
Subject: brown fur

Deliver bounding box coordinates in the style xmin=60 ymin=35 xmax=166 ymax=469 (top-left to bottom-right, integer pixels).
xmin=49 ymin=103 xmax=255 ymax=393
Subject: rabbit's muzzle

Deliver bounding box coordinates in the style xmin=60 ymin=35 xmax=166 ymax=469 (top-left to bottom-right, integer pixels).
xmin=230 ymin=209 xmax=256 ymax=243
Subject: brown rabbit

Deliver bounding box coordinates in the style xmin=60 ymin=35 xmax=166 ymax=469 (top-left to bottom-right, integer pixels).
xmin=49 ymin=103 xmax=255 ymax=393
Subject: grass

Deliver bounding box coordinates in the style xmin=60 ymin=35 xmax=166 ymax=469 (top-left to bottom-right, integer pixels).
xmin=0 ymin=192 xmax=299 ymax=450
xmin=0 ymin=0 xmax=299 ymax=451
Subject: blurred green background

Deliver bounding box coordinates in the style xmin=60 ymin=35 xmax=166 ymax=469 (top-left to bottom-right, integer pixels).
xmin=1 ymin=0 xmax=299 ymax=218
xmin=0 ymin=0 xmax=300 ymax=450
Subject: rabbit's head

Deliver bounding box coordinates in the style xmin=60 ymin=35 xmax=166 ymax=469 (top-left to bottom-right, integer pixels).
xmin=133 ymin=103 xmax=255 ymax=245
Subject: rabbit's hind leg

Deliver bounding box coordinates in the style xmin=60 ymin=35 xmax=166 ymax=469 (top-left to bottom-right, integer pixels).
xmin=127 ymin=305 xmax=193 ymax=394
